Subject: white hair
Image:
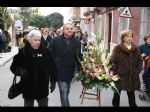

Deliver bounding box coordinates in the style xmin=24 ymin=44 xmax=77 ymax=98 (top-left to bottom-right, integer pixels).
xmin=63 ymin=22 xmax=73 ymax=30
xmin=27 ymin=29 xmax=41 ymax=40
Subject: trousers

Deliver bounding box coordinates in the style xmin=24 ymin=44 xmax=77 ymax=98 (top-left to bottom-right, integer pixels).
xmin=58 ymin=81 xmax=71 ymax=107
xmin=24 ymin=97 xmax=48 ymax=107
xmin=112 ymin=89 xmax=137 ymax=107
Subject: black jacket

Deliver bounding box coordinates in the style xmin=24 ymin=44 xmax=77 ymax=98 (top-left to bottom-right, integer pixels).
xmin=49 ymin=35 xmax=82 ymax=82
xmin=0 ymin=33 xmax=7 ymax=53
xmin=41 ymin=35 xmax=52 ymax=50
xmin=10 ymin=41 xmax=56 ymax=100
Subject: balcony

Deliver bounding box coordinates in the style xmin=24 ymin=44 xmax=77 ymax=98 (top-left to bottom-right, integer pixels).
xmin=82 ymin=7 xmax=94 ymax=17
xmin=70 ymin=15 xmax=81 ymax=23
xmin=92 ymin=7 xmax=119 ymax=14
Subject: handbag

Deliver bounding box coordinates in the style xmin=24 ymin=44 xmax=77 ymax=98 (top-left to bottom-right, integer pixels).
xmin=8 ymin=75 xmax=22 ymax=99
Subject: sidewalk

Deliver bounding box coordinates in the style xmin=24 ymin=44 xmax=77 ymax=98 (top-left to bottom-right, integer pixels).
xmin=0 ymin=47 xmax=18 ymax=67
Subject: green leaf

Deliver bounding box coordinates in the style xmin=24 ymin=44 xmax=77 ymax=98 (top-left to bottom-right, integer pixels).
xmin=110 ymin=82 xmax=119 ymax=94
xmin=85 ymin=77 xmax=91 ymax=83
xmin=92 ymin=86 xmax=97 ymax=92
xmin=75 ymin=73 xmax=84 ymax=81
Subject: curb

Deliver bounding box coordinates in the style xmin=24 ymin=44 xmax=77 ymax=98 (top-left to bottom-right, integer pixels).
xmin=0 ymin=55 xmax=14 ymax=67
xmin=0 ymin=47 xmax=18 ymax=67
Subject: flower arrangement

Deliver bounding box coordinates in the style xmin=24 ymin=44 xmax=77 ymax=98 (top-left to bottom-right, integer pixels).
xmin=76 ymin=36 xmax=119 ymax=93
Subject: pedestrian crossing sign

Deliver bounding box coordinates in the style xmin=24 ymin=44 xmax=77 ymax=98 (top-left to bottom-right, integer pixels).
xmin=119 ymin=7 xmax=133 ymax=18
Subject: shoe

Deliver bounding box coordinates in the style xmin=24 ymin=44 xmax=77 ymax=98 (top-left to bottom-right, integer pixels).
xmin=130 ymin=104 xmax=137 ymax=107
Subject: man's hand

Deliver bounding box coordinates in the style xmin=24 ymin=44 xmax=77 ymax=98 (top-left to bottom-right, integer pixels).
xmin=50 ymin=82 xmax=56 ymax=93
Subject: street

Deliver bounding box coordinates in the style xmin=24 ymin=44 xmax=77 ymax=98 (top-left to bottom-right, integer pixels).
xmin=0 ymin=59 xmax=150 ymax=107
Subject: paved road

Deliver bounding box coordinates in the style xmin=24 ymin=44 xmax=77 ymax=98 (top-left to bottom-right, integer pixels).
xmin=0 ymin=59 xmax=150 ymax=107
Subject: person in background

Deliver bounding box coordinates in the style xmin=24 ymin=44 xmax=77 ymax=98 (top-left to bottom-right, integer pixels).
xmin=139 ymin=34 xmax=150 ymax=95
xmin=41 ymin=28 xmax=52 ymax=50
xmin=10 ymin=29 xmax=56 ymax=107
xmin=57 ymin=27 xmax=63 ymax=36
xmin=49 ymin=23 xmax=82 ymax=107
xmin=75 ymin=30 xmax=83 ymax=41
xmin=82 ymin=31 xmax=88 ymax=52
xmin=0 ymin=29 xmax=7 ymax=53
xmin=16 ymin=31 xmax=22 ymax=47
xmin=18 ymin=29 xmax=30 ymax=50
xmin=0 ymin=29 xmax=5 ymax=56
xmin=75 ymin=29 xmax=85 ymax=53
xmin=3 ymin=30 xmax=12 ymax=52
xmin=48 ymin=29 xmax=53 ymax=38
xmin=3 ymin=30 xmax=11 ymax=45
xmin=51 ymin=29 xmax=58 ymax=38
xmin=110 ymin=29 xmax=143 ymax=107
xmin=0 ymin=29 xmax=3 ymax=54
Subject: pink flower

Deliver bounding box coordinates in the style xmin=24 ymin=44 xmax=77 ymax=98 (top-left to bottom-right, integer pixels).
xmin=110 ymin=70 xmax=114 ymax=75
xmin=94 ymin=68 xmax=98 ymax=73
xmin=95 ymin=63 xmax=99 ymax=67
xmin=86 ymin=69 xmax=90 ymax=74
xmin=90 ymin=58 xmax=95 ymax=62
xmin=111 ymin=75 xmax=119 ymax=81
xmin=90 ymin=73 xmax=93 ymax=76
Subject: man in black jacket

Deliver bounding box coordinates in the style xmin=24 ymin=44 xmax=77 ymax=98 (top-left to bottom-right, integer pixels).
xmin=10 ymin=29 xmax=56 ymax=107
xmin=49 ymin=23 xmax=82 ymax=106
xmin=41 ymin=28 xmax=52 ymax=50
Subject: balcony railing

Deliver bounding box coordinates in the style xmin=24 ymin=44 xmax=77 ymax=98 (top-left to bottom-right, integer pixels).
xmin=82 ymin=7 xmax=119 ymax=16
xmin=92 ymin=7 xmax=119 ymax=14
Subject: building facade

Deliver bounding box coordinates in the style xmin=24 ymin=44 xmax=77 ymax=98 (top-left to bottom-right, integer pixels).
xmin=80 ymin=7 xmax=150 ymax=54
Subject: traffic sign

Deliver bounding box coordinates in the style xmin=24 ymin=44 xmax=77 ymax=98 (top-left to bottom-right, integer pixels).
xmin=119 ymin=7 xmax=133 ymax=18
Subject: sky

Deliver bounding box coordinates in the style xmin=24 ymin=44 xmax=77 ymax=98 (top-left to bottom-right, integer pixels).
xmin=40 ymin=7 xmax=72 ymax=23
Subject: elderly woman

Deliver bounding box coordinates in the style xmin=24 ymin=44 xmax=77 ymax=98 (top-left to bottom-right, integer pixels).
xmin=110 ymin=29 xmax=143 ymax=107
xmin=139 ymin=34 xmax=150 ymax=95
xmin=10 ymin=30 xmax=57 ymax=107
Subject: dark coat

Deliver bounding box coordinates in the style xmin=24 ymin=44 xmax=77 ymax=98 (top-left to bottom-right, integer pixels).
xmin=0 ymin=33 xmax=7 ymax=53
xmin=41 ymin=35 xmax=52 ymax=50
xmin=0 ymin=34 xmax=4 ymax=52
xmin=49 ymin=35 xmax=82 ymax=82
xmin=110 ymin=43 xmax=143 ymax=91
xmin=10 ymin=41 xmax=56 ymax=100
xmin=139 ymin=44 xmax=150 ymax=76
xmin=139 ymin=44 xmax=150 ymax=55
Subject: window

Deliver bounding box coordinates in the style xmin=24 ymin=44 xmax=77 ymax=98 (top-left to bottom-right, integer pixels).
xmin=117 ymin=17 xmax=129 ymax=42
xmin=96 ymin=15 xmax=101 ymax=38
xmin=139 ymin=7 xmax=150 ymax=44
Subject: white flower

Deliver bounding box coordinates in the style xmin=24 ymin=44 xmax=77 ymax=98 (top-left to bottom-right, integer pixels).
xmin=97 ymin=76 xmax=102 ymax=80
xmin=111 ymin=75 xmax=119 ymax=81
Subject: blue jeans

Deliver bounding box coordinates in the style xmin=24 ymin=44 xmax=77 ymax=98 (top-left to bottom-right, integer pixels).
xmin=58 ymin=81 xmax=71 ymax=107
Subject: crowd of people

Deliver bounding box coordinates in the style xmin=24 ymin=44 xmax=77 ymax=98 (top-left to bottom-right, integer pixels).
xmin=3 ymin=22 xmax=149 ymax=107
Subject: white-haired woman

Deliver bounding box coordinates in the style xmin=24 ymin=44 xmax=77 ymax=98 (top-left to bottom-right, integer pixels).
xmin=10 ymin=30 xmax=57 ymax=107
